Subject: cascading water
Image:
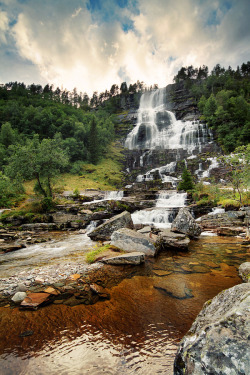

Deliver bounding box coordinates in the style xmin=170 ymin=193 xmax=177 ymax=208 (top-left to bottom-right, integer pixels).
xmin=125 ymin=88 xmax=212 ymax=152
xmin=132 ymin=191 xmax=187 ymax=228
xmin=104 ymin=191 xmax=124 ymax=200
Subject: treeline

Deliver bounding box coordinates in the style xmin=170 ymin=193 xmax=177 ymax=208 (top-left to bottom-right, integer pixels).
xmin=174 ymin=62 xmax=250 ymax=152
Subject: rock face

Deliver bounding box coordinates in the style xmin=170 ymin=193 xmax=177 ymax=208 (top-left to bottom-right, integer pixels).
xmin=88 ymin=211 xmax=133 ymax=241
xmin=239 ymin=262 xmax=250 ymax=282
xmin=111 ymin=228 xmax=156 ymax=256
xmin=101 ymin=252 xmax=145 ymax=265
xmin=171 ymin=208 xmax=201 ymax=238
xmin=174 ymin=283 xmax=250 ymax=375
xmin=199 ymin=210 xmax=248 ymax=230
xmin=155 ymin=228 xmax=190 ymax=251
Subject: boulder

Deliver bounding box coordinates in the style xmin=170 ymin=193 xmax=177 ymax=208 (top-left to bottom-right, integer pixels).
xmin=155 ymin=228 xmax=190 ymax=251
xmin=171 ymin=208 xmax=201 ymax=238
xmin=111 ymin=228 xmax=156 ymax=256
xmin=88 ymin=211 xmax=133 ymax=241
xmin=238 ymin=262 xmax=250 ymax=282
xmin=174 ymin=283 xmax=250 ymax=375
xmin=101 ymin=252 xmax=145 ymax=265
xmin=198 ymin=210 xmax=247 ymax=230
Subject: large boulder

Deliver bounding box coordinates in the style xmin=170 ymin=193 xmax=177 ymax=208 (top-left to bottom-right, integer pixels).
xmin=174 ymin=283 xmax=250 ymax=375
xmin=238 ymin=262 xmax=250 ymax=282
xmin=198 ymin=210 xmax=247 ymax=230
xmin=171 ymin=208 xmax=201 ymax=238
xmin=88 ymin=211 xmax=133 ymax=241
xmin=155 ymin=228 xmax=190 ymax=251
xmin=111 ymin=228 xmax=156 ymax=256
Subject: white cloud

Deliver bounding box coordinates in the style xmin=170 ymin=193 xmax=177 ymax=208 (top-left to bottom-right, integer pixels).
xmin=0 ymin=11 xmax=9 ymax=44
xmin=1 ymin=0 xmax=249 ymax=94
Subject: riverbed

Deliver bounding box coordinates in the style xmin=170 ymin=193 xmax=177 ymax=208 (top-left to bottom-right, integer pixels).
xmin=0 ymin=235 xmax=249 ymax=374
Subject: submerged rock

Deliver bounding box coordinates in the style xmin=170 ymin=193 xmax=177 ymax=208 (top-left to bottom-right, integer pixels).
xmin=101 ymin=252 xmax=145 ymax=265
xmin=174 ymin=283 xmax=250 ymax=375
xmin=171 ymin=208 xmax=201 ymax=238
xmin=111 ymin=228 xmax=156 ymax=256
xmin=238 ymin=262 xmax=250 ymax=283
xmin=88 ymin=211 xmax=133 ymax=241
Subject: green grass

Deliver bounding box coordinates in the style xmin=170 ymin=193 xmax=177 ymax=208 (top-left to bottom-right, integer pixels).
xmin=85 ymin=244 xmax=111 ymax=264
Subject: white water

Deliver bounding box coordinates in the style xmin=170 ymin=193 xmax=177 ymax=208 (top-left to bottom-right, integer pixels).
xmin=136 ymin=161 xmax=177 ymax=185
xmin=132 ymin=191 xmax=187 ymax=228
xmin=104 ymin=191 xmax=124 ymax=200
xmin=125 ymin=88 xmax=212 ymax=152
xmin=200 ymin=157 xmax=219 ymax=179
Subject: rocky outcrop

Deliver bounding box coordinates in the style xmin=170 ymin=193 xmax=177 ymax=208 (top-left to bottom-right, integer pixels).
xmin=101 ymin=252 xmax=145 ymax=265
xmin=88 ymin=211 xmax=133 ymax=241
xmin=155 ymin=228 xmax=190 ymax=251
xmin=198 ymin=210 xmax=248 ymax=230
xmin=239 ymin=262 xmax=250 ymax=282
xmin=111 ymin=228 xmax=156 ymax=256
xmin=171 ymin=208 xmax=201 ymax=238
xmin=174 ymin=283 xmax=250 ymax=375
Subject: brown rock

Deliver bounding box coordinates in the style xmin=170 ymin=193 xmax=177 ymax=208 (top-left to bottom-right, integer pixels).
xmin=20 ymin=293 xmax=51 ymax=310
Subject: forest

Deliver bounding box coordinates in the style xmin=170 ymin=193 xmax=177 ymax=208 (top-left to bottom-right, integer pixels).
xmin=0 ymin=62 xmax=249 ymax=207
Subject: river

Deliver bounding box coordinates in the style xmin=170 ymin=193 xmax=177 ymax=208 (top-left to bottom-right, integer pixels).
xmin=0 ymin=235 xmax=248 ymax=375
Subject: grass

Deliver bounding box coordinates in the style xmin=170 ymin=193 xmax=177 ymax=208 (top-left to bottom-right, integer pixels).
xmin=85 ymin=244 xmax=124 ymax=264
xmin=23 ymin=142 xmax=125 ymax=195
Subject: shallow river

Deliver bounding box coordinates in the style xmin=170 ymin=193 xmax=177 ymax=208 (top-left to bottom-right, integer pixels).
xmin=0 ymin=235 xmax=249 ymax=375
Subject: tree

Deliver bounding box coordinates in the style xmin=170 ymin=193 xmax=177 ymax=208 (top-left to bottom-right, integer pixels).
xmin=178 ymin=167 xmax=194 ymax=191
xmin=6 ymin=135 xmax=69 ymax=198
xmin=88 ymin=116 xmax=99 ymax=164
xmin=0 ymin=122 xmax=16 ymax=148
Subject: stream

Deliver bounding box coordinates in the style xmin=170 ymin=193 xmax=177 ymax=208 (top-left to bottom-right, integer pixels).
xmin=0 ymin=235 xmax=248 ymax=375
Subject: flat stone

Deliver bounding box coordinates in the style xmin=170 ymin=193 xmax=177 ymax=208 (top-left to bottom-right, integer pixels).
xmin=20 ymin=293 xmax=51 ymax=310
xmin=90 ymin=283 xmax=110 ymax=298
xmin=154 ymin=277 xmax=193 ymax=300
xmin=44 ymin=287 xmax=59 ymax=295
xmin=101 ymin=252 xmax=145 ymax=265
xmin=156 ymin=228 xmax=190 ymax=251
xmin=111 ymin=228 xmax=156 ymax=256
xmin=217 ymin=227 xmax=246 ymax=236
xmin=68 ymin=274 xmax=81 ymax=281
xmin=137 ymin=226 xmax=152 ymax=234
xmin=34 ymin=277 xmax=45 ymax=285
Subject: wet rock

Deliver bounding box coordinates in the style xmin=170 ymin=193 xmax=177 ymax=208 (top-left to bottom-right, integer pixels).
xmin=88 ymin=211 xmax=133 ymax=241
xmin=20 ymin=292 xmax=51 ymax=310
xmin=101 ymin=252 xmax=145 ymax=265
xmin=137 ymin=226 xmax=152 ymax=234
xmin=199 ymin=210 xmax=247 ymax=230
xmin=238 ymin=262 xmax=250 ymax=283
xmin=90 ymin=283 xmax=110 ymax=299
xmin=154 ymin=277 xmax=193 ymax=299
xmin=174 ymin=283 xmax=250 ymax=375
xmin=44 ymin=287 xmax=59 ymax=295
xmin=11 ymin=292 xmax=27 ymax=304
xmin=171 ymin=208 xmax=201 ymax=238
xmin=16 ymin=283 xmax=27 ymax=292
xmin=111 ymin=228 xmax=156 ymax=256
xmin=0 ymin=243 xmax=26 ymax=253
xmin=155 ymin=229 xmax=190 ymax=251
xmin=217 ymin=226 xmax=245 ymax=236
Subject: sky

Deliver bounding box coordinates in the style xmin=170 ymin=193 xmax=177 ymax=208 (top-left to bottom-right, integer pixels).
xmin=0 ymin=0 xmax=249 ymax=95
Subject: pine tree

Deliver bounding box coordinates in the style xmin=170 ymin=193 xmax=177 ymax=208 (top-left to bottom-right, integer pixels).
xmin=178 ymin=167 xmax=194 ymax=191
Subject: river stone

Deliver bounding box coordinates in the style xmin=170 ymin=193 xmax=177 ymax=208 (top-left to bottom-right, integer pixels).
xmin=88 ymin=211 xmax=133 ymax=241
xmin=238 ymin=262 xmax=250 ymax=282
xmin=217 ymin=226 xmax=245 ymax=236
xmin=174 ymin=283 xmax=250 ymax=375
xmin=111 ymin=228 xmax=156 ymax=256
xmin=155 ymin=228 xmax=190 ymax=251
xmin=171 ymin=208 xmax=201 ymax=238
xmin=11 ymin=292 xmax=27 ymax=303
xmin=101 ymin=252 xmax=145 ymax=265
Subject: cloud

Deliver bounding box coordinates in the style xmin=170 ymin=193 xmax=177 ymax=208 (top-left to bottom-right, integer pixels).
xmin=0 ymin=0 xmax=249 ymax=94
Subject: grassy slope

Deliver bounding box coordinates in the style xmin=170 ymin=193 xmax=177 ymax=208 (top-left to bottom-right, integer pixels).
xmin=23 ymin=142 xmax=125 ymax=195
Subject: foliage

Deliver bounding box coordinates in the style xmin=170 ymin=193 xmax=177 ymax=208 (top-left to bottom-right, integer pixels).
xmin=85 ymin=244 xmax=111 ymax=264
xmin=178 ymin=167 xmax=194 ymax=191
xmin=6 ymin=135 xmax=69 ymax=198
xmin=0 ymin=172 xmax=25 ymax=207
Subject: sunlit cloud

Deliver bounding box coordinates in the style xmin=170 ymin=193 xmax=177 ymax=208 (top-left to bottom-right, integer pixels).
xmin=0 ymin=0 xmax=249 ymax=95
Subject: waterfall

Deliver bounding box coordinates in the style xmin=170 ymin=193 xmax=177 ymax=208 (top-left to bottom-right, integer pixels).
xmin=104 ymin=191 xmax=124 ymax=200
xmin=125 ymin=88 xmax=212 ymax=152
xmin=132 ymin=191 xmax=187 ymax=228
xmin=136 ymin=161 xmax=177 ymax=185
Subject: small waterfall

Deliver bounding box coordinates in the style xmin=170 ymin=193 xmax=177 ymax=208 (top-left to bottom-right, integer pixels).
xmin=200 ymin=157 xmax=218 ymax=179
xmin=86 ymin=221 xmax=98 ymax=233
xmin=132 ymin=191 xmax=187 ymax=228
xmin=125 ymin=88 xmax=212 ymax=153
xmin=136 ymin=161 xmax=177 ymax=185
xmin=104 ymin=191 xmax=124 ymax=200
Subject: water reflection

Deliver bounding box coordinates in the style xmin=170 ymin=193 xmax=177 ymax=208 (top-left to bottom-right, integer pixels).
xmin=0 ymin=236 xmax=249 ymax=374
